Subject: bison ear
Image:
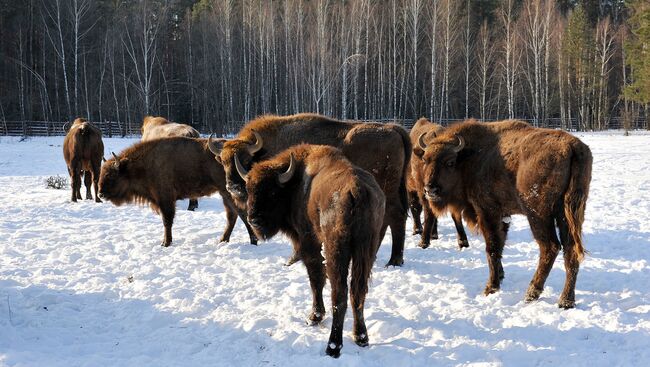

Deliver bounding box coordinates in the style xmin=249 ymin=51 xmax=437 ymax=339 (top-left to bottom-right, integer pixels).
xmin=413 ymin=146 xmax=425 ymax=158
xmin=102 ymin=157 xmax=107 ymax=163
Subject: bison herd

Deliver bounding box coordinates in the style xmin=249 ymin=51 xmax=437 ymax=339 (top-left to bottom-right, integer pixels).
xmin=62 ymin=113 xmax=592 ymax=358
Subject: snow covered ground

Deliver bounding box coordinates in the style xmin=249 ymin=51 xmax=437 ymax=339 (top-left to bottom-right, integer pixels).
xmin=0 ymin=131 xmax=649 ymax=366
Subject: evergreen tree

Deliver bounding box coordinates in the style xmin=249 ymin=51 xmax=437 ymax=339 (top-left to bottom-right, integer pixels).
xmin=624 ymin=0 xmax=650 ymax=104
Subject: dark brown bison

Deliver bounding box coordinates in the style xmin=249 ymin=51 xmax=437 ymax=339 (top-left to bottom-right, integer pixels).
xmin=98 ymin=137 xmax=257 ymax=247
xmin=208 ymin=113 xmax=410 ymax=267
xmin=63 ymin=118 xmax=104 ymax=203
xmin=141 ymin=116 xmax=201 ymax=211
xmin=417 ymin=119 xmax=592 ymax=308
xmin=408 ymin=118 xmax=469 ymax=249
xmin=241 ymin=144 xmax=385 ymax=358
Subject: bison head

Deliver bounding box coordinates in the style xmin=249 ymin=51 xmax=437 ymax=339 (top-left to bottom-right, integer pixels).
xmin=416 ymin=133 xmax=466 ymax=206
xmin=243 ymin=153 xmax=297 ymax=240
xmin=209 ymin=130 xmax=263 ymax=201
xmin=98 ymin=152 xmax=132 ymax=206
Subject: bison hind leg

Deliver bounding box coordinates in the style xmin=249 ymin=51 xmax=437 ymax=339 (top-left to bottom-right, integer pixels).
xmin=187 ymin=198 xmax=198 ymax=211
xmin=525 ymin=216 xmax=561 ymax=303
xmin=83 ymin=170 xmax=93 ymax=200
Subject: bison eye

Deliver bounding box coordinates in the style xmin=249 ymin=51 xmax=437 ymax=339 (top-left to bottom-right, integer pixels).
xmin=445 ymin=160 xmax=455 ymax=168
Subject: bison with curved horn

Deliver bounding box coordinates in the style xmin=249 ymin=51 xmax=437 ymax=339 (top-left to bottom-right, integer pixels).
xmin=141 ymin=116 xmax=201 ymax=211
xmin=418 ymin=119 xmax=592 ymax=308
xmin=242 ymin=144 xmax=385 ymax=358
xmin=63 ymin=118 xmax=104 ymax=203
xmin=208 ymin=113 xmax=411 ymax=267
xmin=98 ymin=137 xmax=257 ymax=247
xmin=408 ymin=118 xmax=469 ymax=249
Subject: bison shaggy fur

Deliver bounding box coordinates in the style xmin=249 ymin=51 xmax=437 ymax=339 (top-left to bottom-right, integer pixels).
xmin=408 ymin=118 xmax=468 ymax=249
xmin=98 ymin=137 xmax=257 ymax=247
xmin=63 ymin=118 xmax=104 ymax=203
xmin=418 ymin=119 xmax=592 ymax=308
xmin=209 ymin=113 xmax=410 ymax=267
xmin=243 ymin=144 xmax=385 ymax=358
xmin=141 ymin=116 xmax=201 ymax=211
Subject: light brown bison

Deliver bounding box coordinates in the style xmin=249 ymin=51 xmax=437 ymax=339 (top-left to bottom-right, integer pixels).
xmin=241 ymin=144 xmax=385 ymax=358
xmin=417 ymin=119 xmax=592 ymax=308
xmin=98 ymin=137 xmax=257 ymax=247
xmin=63 ymin=118 xmax=104 ymax=203
xmin=208 ymin=113 xmax=410 ymax=267
xmin=141 ymin=116 xmax=201 ymax=211
xmin=409 ymin=118 xmax=469 ymax=249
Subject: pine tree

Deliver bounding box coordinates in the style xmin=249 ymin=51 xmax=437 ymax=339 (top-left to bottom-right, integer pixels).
xmin=624 ymin=0 xmax=650 ymax=105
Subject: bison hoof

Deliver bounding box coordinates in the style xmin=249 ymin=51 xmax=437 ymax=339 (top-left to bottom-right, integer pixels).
xmin=71 ymin=198 xmax=78 ymax=203
xmin=524 ymin=286 xmax=543 ymax=302
xmin=187 ymin=207 xmax=196 ymax=211
xmin=385 ymin=257 xmax=404 ymax=267
xmin=558 ymin=297 xmax=575 ymax=309
xmin=306 ymin=311 xmax=324 ymax=326
xmin=417 ymin=241 xmax=430 ymax=249
xmin=284 ymin=253 xmax=301 ymax=266
xmin=354 ymin=334 xmax=369 ymax=347
xmin=413 ymin=228 xmax=423 ymax=235
xmin=431 ymin=233 xmax=439 ymax=240
xmin=161 ymin=241 xmax=171 ymax=247
xmin=95 ymin=198 xmax=102 ymax=203
xmin=325 ymin=343 xmax=342 ymax=358
xmin=483 ymin=285 xmax=500 ymax=296
xmin=458 ymin=239 xmax=470 ymax=249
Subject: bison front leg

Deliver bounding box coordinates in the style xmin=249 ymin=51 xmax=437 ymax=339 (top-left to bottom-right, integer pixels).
xmin=480 ymin=216 xmax=506 ymax=295
xmin=384 ymin=202 xmax=406 ymax=266
xmin=408 ymin=191 xmax=423 ymax=235
xmin=324 ymin=245 xmax=351 ymax=358
xmin=91 ymin=161 xmax=102 ymax=202
xmin=218 ymin=203 xmax=238 ymax=243
xmin=419 ymin=204 xmax=438 ymax=249
xmin=159 ymin=201 xmax=175 ymax=247
xmin=302 ymin=252 xmax=326 ymax=326
xmin=452 ymin=210 xmax=469 ymax=249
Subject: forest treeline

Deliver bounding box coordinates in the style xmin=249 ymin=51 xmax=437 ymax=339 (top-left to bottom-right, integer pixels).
xmin=1 ymin=0 xmax=649 ymax=133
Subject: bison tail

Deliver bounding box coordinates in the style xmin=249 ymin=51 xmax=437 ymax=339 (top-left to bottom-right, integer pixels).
xmin=563 ymin=141 xmax=592 ymax=263
xmin=392 ymin=124 xmax=412 ymax=215
xmin=350 ymin=220 xmax=379 ymax=306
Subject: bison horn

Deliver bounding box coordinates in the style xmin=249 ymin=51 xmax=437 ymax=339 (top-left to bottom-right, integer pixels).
xmin=278 ymin=153 xmax=296 ymax=185
xmin=111 ymin=152 xmax=120 ymax=168
xmin=234 ymin=153 xmax=250 ymax=182
xmin=418 ymin=133 xmax=428 ymax=150
xmin=453 ymin=135 xmax=465 ymax=153
xmin=207 ymin=133 xmax=223 ymax=156
xmin=247 ymin=130 xmax=263 ymax=155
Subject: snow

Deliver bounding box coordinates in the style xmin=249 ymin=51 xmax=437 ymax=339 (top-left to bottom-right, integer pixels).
xmin=0 ymin=131 xmax=649 ymax=366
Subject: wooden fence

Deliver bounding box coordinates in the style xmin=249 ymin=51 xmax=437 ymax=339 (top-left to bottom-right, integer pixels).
xmin=0 ymin=121 xmax=139 ymax=137
xmin=0 ymin=116 xmax=647 ymax=137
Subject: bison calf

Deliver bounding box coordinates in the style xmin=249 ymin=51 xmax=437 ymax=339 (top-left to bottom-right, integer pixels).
xmin=409 ymin=118 xmax=469 ymax=249
xmin=98 ymin=137 xmax=257 ymax=247
xmin=418 ymin=119 xmax=592 ymax=308
xmin=63 ymin=118 xmax=104 ymax=203
xmin=141 ymin=116 xmax=201 ymax=211
xmin=241 ymin=144 xmax=385 ymax=358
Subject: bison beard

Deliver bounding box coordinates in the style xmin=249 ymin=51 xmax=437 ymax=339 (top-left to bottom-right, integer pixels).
xmin=418 ymin=119 xmax=592 ymax=308
xmin=63 ymin=118 xmax=104 ymax=203
xmin=140 ymin=116 xmax=201 ymax=211
xmin=98 ymin=137 xmax=257 ymax=247
xmin=208 ymin=113 xmax=410 ymax=267
xmin=408 ymin=118 xmax=469 ymax=249
xmin=243 ymin=144 xmax=385 ymax=358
